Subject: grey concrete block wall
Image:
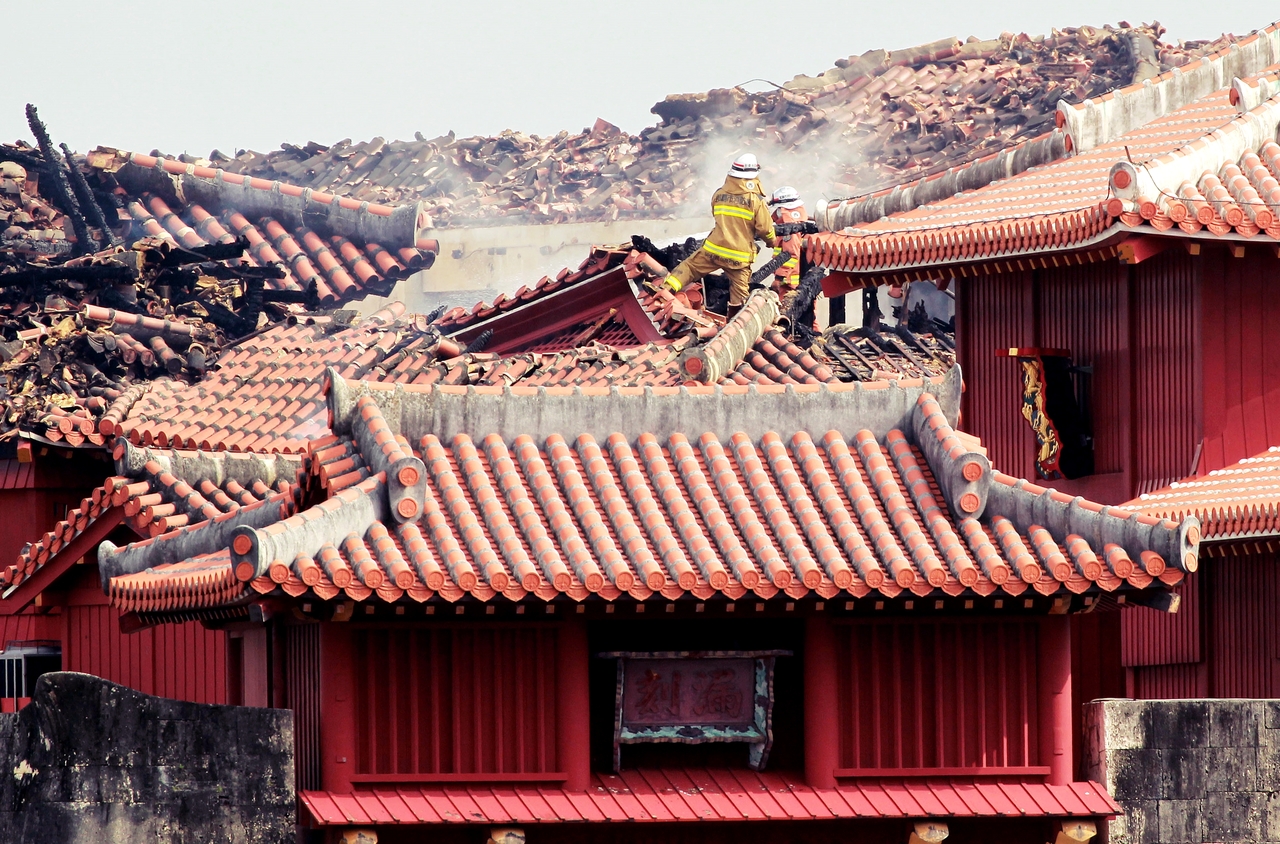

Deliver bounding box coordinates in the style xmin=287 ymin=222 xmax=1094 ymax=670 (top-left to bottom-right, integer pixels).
xmin=0 ymin=672 xmax=294 ymax=844
xmin=1084 ymin=698 xmax=1280 ymax=843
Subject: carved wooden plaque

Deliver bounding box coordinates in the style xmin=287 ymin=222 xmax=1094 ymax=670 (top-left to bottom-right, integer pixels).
xmin=598 ymin=650 xmax=791 ymax=772
xmin=621 ymin=658 xmax=756 ymax=730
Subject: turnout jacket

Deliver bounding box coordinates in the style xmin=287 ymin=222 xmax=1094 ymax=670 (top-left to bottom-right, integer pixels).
xmin=771 ymin=202 xmax=808 ymax=284
xmin=702 ymin=177 xmax=776 ymax=269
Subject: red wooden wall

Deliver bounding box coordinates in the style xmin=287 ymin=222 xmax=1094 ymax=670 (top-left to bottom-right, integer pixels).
xmin=0 ymin=490 xmax=78 ymax=576
xmin=286 ymin=623 xmax=322 ymax=790
xmin=956 ymin=249 xmax=1201 ymax=503
xmin=1124 ymin=554 xmax=1280 ymax=699
xmin=1131 ymin=251 xmax=1199 ymax=491
xmin=955 ymin=269 xmax=1036 ymax=483
xmin=833 ymin=619 xmax=1041 ymax=773
xmin=1197 ymin=249 xmax=1280 ymax=473
xmin=0 ymin=613 xmax=60 ymax=648
xmin=62 ymin=604 xmax=228 ymax=704
xmin=351 ymin=625 xmax=562 ymax=778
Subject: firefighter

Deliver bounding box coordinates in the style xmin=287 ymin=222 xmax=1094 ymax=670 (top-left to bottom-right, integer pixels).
xmin=768 ymin=185 xmax=807 ymax=293
xmin=657 ymin=153 xmax=776 ymax=320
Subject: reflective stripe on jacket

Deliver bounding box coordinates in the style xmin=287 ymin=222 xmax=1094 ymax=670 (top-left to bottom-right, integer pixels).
xmin=771 ymin=204 xmax=808 ymax=282
xmin=703 ymin=176 xmax=776 ymax=268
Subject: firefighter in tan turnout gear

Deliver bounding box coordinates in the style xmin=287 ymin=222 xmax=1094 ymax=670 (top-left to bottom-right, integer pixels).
xmin=659 ymin=153 xmax=776 ymax=319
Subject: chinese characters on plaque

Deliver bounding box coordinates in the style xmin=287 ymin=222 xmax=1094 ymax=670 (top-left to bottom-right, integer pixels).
xmin=599 ymin=651 xmax=790 ymax=772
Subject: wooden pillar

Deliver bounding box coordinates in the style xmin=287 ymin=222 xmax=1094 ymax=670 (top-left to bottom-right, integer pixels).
xmin=804 ymin=616 xmax=840 ymax=788
xmin=319 ymin=623 xmax=356 ymax=792
xmin=1039 ymin=615 xmax=1073 ymax=785
xmin=556 ymin=618 xmax=591 ymax=791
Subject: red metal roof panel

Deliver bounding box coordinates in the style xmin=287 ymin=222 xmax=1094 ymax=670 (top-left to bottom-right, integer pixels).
xmin=443 ymin=788 xmax=491 ymax=822
xmin=418 ymin=790 xmax=466 ymax=822
xmin=300 ymin=773 xmax=1120 ymax=826
xmin=536 ymin=787 xmax=588 ymax=822
xmin=465 ymin=789 xmax=512 ymax=823
xmin=368 ymin=789 xmax=419 ymax=824
xmin=972 ymin=781 xmax=1021 ymax=815
xmin=920 ymin=779 xmax=976 ymax=816
xmin=391 ymin=789 xmax=442 ymax=823
xmin=635 ymin=769 xmax=701 ymax=821
xmin=997 ymin=781 xmax=1050 ymax=815
xmin=562 ymin=788 xmax=609 ymax=822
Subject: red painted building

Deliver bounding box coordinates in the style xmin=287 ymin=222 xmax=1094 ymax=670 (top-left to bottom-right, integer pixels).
xmin=811 ymin=24 xmax=1280 ymax=714
xmin=5 ymin=270 xmax=1196 ymax=842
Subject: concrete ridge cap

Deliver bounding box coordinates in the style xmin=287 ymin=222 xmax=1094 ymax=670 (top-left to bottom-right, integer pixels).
xmin=1061 ymin=24 xmax=1280 ymax=154
xmin=231 ymin=471 xmax=388 ymax=583
xmin=1109 ymin=92 xmax=1280 ymax=208
xmin=1061 ymin=21 xmax=1280 ymax=115
xmin=328 ymin=366 xmax=965 ymax=455
xmin=818 ymin=132 xmax=1067 ymax=231
xmin=985 ymin=469 xmax=1201 ymax=574
xmin=118 ymin=150 xmax=409 ymax=217
xmin=822 ymin=130 xmax=1058 ymax=211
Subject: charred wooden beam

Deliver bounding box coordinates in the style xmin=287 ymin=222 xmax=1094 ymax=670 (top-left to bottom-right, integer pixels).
xmin=61 ymin=143 xmax=118 ymax=247
xmin=25 ymin=105 xmax=92 ymax=255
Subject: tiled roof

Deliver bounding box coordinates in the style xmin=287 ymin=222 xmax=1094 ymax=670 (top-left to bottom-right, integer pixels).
xmin=125 ymin=196 xmax=430 ymax=302
xmin=6 ymin=446 xmax=299 ymax=592
xmin=300 ymin=769 xmax=1120 ymax=826
xmin=809 ymin=91 xmax=1240 ymax=275
xmin=78 ymin=149 xmax=436 ymax=306
xmin=810 ymin=26 xmax=1280 ymax=279
xmin=101 ymin=246 xmax=946 ymax=455
xmin=100 ymin=370 xmax=1197 ymax=615
xmin=1121 ymin=445 xmax=1280 ymax=544
xmin=104 ymin=304 xmax=409 ymax=454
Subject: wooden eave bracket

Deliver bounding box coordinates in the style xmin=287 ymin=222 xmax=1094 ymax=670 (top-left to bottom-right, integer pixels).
xmin=1116 ymin=235 xmax=1173 ymax=265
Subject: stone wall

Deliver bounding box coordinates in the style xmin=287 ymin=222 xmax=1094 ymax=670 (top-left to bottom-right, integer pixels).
xmin=1083 ymin=698 xmax=1280 ymax=843
xmin=0 ymin=671 xmax=294 ymax=844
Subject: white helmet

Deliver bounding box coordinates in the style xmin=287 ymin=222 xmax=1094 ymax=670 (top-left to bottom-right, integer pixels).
xmin=769 ymin=185 xmax=802 ymax=209
xmin=728 ymin=153 xmax=760 ymax=180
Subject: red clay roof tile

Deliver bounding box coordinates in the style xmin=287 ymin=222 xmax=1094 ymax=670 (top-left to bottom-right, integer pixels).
xmin=104 ymin=385 xmax=1193 ymax=612
xmin=1123 ymin=444 xmax=1280 ymax=543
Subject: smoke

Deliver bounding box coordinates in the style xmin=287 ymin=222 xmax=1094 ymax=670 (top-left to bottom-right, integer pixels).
xmin=672 ymin=124 xmax=867 ymax=221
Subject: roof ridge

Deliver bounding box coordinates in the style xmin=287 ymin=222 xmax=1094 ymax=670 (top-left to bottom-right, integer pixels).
xmin=98 ymin=147 xmax=428 ymax=250
xmin=819 ymin=131 xmax=1068 ymax=231
xmin=114 ymin=440 xmax=301 ymax=488
xmin=1107 ymin=91 xmax=1280 ymax=217
xmin=228 ymin=472 xmax=387 ymax=583
xmin=97 ymin=486 xmax=293 ymax=590
xmin=990 ymin=471 xmax=1199 ymax=574
xmin=328 ymin=366 xmax=963 ymax=446
xmin=1058 ymin=21 xmax=1280 ymax=154
xmin=1231 ymin=62 xmax=1280 ymax=111
xmin=679 ymin=289 xmax=779 ymax=383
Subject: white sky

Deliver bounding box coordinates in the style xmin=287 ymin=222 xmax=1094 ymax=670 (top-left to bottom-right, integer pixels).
xmin=1 ymin=1 xmax=1272 ymax=157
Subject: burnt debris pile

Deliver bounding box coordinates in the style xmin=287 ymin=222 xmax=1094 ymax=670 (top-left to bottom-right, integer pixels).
xmin=203 ymin=23 xmax=1232 ymax=224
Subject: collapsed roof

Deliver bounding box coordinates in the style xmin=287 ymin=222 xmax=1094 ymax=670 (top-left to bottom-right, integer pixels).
xmin=171 ymin=25 xmax=1235 ymax=227
xmin=810 ymin=24 xmax=1280 ymax=288
xmin=0 ymin=123 xmax=439 ymax=447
